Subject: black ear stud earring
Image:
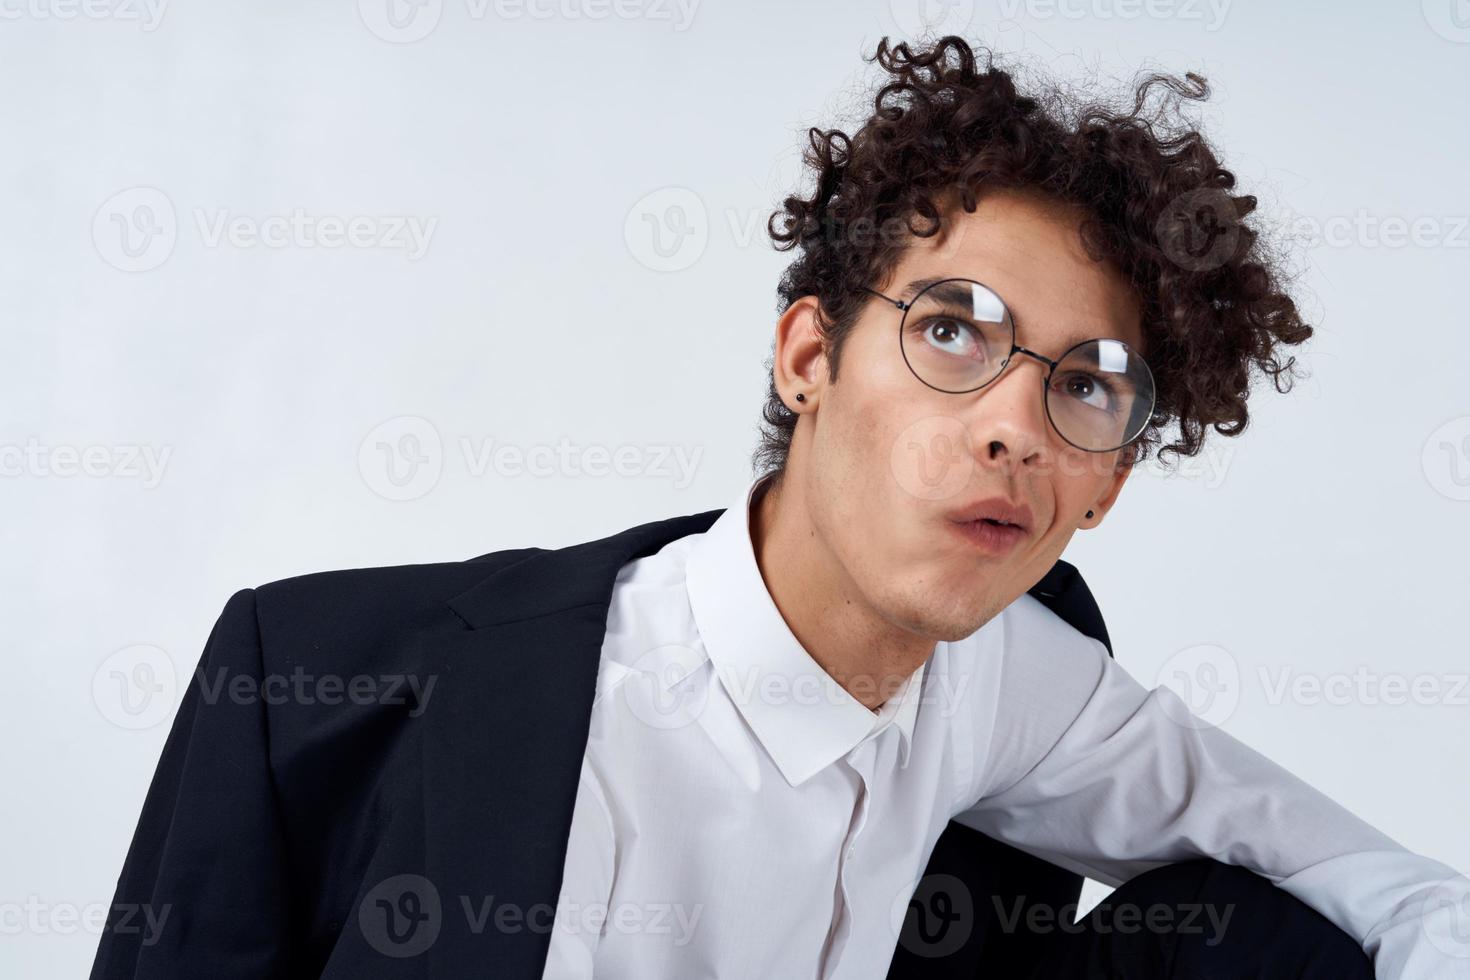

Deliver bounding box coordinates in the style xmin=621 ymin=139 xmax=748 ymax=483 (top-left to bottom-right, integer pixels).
xmin=1086 ymin=510 xmax=1094 ymax=519
xmin=794 ymin=392 xmax=805 ymax=402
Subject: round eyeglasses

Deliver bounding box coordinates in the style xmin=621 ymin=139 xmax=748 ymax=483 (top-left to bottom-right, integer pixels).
xmin=859 ymin=278 xmax=1156 ymax=453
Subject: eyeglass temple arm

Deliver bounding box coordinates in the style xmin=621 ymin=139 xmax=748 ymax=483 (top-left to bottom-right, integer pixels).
xmin=858 ymin=286 xmax=909 ymax=311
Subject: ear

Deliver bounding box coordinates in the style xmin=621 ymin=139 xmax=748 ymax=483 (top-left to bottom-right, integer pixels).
xmin=771 ymin=295 xmax=830 ymax=411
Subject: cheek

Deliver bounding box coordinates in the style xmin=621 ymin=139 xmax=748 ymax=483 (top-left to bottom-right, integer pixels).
xmin=831 ymin=368 xmax=929 ymax=494
xmin=807 ymin=359 xmax=928 ymax=542
xmin=1048 ymin=450 xmax=1120 ymax=521
xmin=816 ymin=335 xmax=913 ymax=464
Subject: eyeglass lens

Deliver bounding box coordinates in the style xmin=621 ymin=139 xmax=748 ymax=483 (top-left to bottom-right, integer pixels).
xmin=898 ymin=279 xmax=1155 ymax=452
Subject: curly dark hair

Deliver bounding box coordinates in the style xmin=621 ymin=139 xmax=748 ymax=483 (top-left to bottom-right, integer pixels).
xmin=754 ymin=35 xmax=1312 ymax=481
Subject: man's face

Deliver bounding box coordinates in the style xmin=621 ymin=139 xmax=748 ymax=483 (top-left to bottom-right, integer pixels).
xmin=778 ymin=188 xmax=1145 ymax=643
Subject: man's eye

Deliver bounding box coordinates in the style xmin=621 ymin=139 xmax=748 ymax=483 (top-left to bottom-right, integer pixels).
xmin=1059 ymin=371 xmax=1118 ymax=412
xmin=922 ymin=318 xmax=982 ymax=356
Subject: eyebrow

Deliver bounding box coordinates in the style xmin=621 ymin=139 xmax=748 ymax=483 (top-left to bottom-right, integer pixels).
xmin=897 ymin=277 xmax=950 ymax=303
xmin=898 ymin=276 xmax=1131 ymax=354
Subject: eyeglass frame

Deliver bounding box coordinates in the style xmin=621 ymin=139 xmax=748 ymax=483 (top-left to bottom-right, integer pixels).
xmin=857 ymin=277 xmax=1157 ymax=454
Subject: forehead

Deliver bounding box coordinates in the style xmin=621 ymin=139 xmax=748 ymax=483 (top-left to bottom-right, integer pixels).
xmin=886 ymin=188 xmax=1145 ymax=354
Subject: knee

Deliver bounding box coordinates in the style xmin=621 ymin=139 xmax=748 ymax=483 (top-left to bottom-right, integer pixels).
xmin=1098 ymin=858 xmax=1373 ymax=979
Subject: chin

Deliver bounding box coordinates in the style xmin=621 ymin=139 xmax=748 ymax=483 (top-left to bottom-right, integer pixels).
xmin=883 ymin=586 xmax=999 ymax=645
xmin=915 ymin=613 xmax=995 ymax=645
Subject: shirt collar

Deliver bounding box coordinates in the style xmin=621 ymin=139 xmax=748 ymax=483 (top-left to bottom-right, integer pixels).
xmin=684 ymin=472 xmax=926 ymax=787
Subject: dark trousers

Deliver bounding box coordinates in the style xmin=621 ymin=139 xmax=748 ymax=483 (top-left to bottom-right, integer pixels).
xmin=887 ymin=825 xmax=1374 ymax=979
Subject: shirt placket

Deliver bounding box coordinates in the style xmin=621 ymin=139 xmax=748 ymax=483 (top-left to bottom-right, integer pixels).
xmin=818 ymin=731 xmax=883 ymax=980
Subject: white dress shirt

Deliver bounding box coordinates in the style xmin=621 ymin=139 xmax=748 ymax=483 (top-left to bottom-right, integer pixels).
xmin=539 ymin=473 xmax=1468 ymax=980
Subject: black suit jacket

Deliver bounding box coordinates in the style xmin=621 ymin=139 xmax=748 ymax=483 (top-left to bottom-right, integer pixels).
xmin=92 ymin=504 xmax=1114 ymax=979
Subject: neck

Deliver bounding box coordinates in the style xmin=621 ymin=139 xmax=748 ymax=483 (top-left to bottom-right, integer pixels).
xmin=749 ymin=471 xmax=934 ymax=712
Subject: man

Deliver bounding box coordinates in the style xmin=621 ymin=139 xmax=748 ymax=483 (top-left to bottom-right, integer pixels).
xmin=93 ymin=35 xmax=1466 ymax=980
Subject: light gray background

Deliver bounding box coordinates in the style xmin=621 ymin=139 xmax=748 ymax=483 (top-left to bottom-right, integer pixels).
xmin=3 ymin=1 xmax=1468 ymax=975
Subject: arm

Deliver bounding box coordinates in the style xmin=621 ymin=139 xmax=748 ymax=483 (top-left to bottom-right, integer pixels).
xmin=954 ymin=607 xmax=1469 ymax=980
xmin=90 ymin=588 xmax=300 ymax=979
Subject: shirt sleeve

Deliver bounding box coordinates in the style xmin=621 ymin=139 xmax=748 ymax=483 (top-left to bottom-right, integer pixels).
xmin=540 ymin=758 xmax=617 ymax=980
xmin=953 ymin=610 xmax=1470 ymax=980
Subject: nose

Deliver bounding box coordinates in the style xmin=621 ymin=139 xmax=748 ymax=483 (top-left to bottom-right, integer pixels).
xmin=965 ymin=354 xmax=1052 ymax=474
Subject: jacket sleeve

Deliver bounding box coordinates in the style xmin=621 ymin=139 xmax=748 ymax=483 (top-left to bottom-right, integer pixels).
xmin=91 ymin=587 xmax=301 ymax=979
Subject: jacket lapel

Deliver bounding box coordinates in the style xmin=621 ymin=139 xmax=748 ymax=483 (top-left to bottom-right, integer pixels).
xmin=420 ymin=507 xmax=722 ymax=975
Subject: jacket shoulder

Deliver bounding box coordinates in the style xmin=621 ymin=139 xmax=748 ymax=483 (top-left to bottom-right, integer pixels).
xmin=239 ymin=547 xmax=544 ymax=666
xmin=1026 ymin=557 xmax=1113 ymax=658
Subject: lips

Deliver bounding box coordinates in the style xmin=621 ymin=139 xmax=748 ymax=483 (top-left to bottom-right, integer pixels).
xmin=947 ymin=515 xmax=1029 ymax=555
xmin=945 ymin=496 xmax=1035 ymax=534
